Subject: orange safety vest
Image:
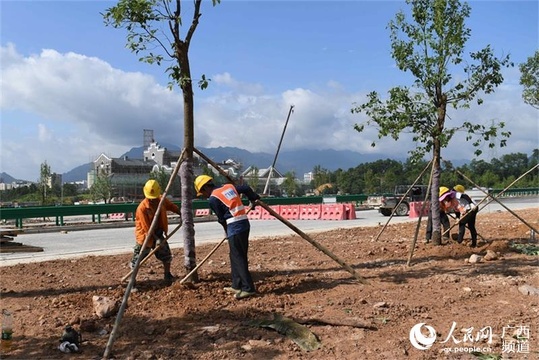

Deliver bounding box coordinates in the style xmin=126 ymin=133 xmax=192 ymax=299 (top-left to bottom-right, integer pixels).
xmin=211 ymin=184 xmax=248 ymax=225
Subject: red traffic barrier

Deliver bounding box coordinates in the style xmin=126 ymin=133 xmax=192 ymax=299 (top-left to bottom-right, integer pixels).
xmin=279 ymin=205 xmax=300 ymax=220
xmin=321 ymin=204 xmax=346 ymax=220
xmin=299 ymin=204 xmax=322 ymax=220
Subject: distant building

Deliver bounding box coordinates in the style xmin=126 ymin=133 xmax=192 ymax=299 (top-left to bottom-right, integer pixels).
xmin=89 ymin=153 xmax=157 ymax=199
xmin=89 ymin=130 xmax=286 ymax=199
xmin=90 ymin=133 xmax=212 ymax=199
xmin=0 ymin=180 xmax=34 ymax=191
xmin=144 ymin=142 xmax=183 ymax=167
xmin=48 ymin=173 xmax=62 ymax=188
xmin=241 ymin=166 xmax=286 ymax=195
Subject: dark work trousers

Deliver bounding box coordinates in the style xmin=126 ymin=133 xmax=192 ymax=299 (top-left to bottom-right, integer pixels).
xmin=426 ymin=211 xmax=451 ymax=241
xmin=228 ymin=229 xmax=256 ymax=293
xmin=458 ymin=210 xmax=478 ymax=246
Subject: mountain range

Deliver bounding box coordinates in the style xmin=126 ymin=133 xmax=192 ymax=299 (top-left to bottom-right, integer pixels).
xmin=3 ymin=145 xmax=408 ymax=183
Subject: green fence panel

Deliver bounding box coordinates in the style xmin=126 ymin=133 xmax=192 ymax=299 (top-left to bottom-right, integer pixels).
xmin=1 ymin=188 xmax=536 ymax=228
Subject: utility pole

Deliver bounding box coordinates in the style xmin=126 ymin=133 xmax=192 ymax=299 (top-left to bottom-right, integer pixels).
xmin=263 ymin=105 xmax=294 ymax=195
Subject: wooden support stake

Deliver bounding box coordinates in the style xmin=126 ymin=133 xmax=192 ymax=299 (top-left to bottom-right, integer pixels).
xmin=374 ymin=159 xmax=433 ymax=242
xmin=120 ymin=221 xmax=183 ymax=282
xmin=103 ymin=149 xmax=186 ymax=360
xmin=194 ymin=147 xmax=369 ymax=284
xmin=407 ymin=161 xmax=434 ymax=266
xmin=179 ymin=237 xmax=228 ymax=284
xmin=257 ymin=200 xmax=368 ymax=284
xmin=456 ymin=167 xmax=538 ymax=234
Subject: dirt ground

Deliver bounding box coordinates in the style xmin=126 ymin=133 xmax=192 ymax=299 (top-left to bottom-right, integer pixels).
xmin=0 ymin=208 xmax=538 ymax=360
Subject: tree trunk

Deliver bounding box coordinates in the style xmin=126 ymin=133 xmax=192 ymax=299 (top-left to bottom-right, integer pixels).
xmin=178 ymin=45 xmax=198 ymax=281
xmin=431 ymin=95 xmax=447 ymax=245
xmin=180 ymin=159 xmax=197 ymax=280
xmin=431 ymin=148 xmax=442 ymax=245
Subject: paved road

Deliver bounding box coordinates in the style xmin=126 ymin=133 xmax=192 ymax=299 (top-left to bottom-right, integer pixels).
xmin=1 ymin=197 xmax=537 ymax=267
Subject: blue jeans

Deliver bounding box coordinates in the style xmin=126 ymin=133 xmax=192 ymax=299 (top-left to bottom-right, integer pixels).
xmin=228 ymin=230 xmax=255 ymax=293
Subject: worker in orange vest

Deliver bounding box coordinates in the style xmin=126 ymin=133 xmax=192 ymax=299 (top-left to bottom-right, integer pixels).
xmin=194 ymin=175 xmax=260 ymax=300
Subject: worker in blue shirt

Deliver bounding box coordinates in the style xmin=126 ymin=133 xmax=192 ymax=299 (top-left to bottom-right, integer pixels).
xmin=194 ymin=175 xmax=260 ymax=299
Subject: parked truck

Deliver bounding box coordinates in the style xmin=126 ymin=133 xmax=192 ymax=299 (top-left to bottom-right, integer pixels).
xmin=372 ymin=185 xmax=429 ymax=216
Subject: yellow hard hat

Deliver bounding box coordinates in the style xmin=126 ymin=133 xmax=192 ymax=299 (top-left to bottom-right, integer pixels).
xmin=453 ymin=184 xmax=465 ymax=193
xmin=439 ymin=186 xmax=450 ymax=198
xmin=143 ymin=179 xmax=161 ymax=199
xmin=194 ymin=175 xmax=213 ymax=196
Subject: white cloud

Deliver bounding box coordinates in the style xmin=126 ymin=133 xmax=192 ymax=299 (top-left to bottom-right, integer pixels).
xmin=212 ymin=72 xmax=264 ymax=94
xmin=1 ymin=45 xmax=183 ymax=146
xmin=37 ymin=124 xmax=52 ymax=142
xmin=1 ymin=44 xmax=537 ymax=181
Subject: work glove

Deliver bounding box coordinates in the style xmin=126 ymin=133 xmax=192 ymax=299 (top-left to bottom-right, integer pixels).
xmin=249 ymin=195 xmax=260 ymax=210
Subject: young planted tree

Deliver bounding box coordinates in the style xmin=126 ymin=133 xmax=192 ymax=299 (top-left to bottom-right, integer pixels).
xmin=104 ymin=0 xmax=220 ymax=278
xmin=352 ymin=0 xmax=512 ymax=244
xmin=282 ymin=171 xmax=299 ymax=197
xmin=39 ymin=161 xmax=51 ymax=206
xmin=90 ymin=169 xmax=113 ymax=204
xmin=312 ymin=165 xmax=331 ymax=188
xmin=519 ymin=50 xmax=539 ymax=109
xmin=247 ymin=166 xmax=260 ymax=192
xmin=150 ymin=166 xmax=180 ymax=196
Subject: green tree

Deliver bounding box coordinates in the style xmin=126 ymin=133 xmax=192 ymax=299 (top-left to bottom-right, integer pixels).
xmin=352 ymin=0 xmax=512 ymax=245
xmin=312 ymin=165 xmax=331 ymax=188
xmin=363 ymin=169 xmax=380 ymax=194
xmin=478 ymin=170 xmax=499 ymax=188
xmin=150 ymin=167 xmax=172 ymax=195
xmin=281 ymin=171 xmax=299 ymax=197
xmin=91 ymin=169 xmax=113 ymax=204
xmin=530 ymin=149 xmax=539 ymax=168
xmin=247 ymin=166 xmax=260 ymax=192
xmin=104 ymin=0 xmax=220 ymax=278
xmin=62 ymin=183 xmax=79 ymax=198
xmin=491 ymin=153 xmax=528 ymax=179
xmin=468 ymin=159 xmax=491 ymax=177
xmin=39 ymin=161 xmax=51 ymax=205
xmin=334 ymin=168 xmax=356 ymax=195
xmin=519 ymin=50 xmax=539 ymax=109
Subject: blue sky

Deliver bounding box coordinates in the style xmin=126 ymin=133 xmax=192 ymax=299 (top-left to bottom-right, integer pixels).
xmin=1 ymin=0 xmax=538 ymax=181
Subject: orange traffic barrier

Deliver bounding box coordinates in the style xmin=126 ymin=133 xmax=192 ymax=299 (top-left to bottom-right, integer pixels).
xmin=409 ymin=201 xmax=430 ymax=218
xmin=110 ymin=213 xmax=130 ymax=220
xmin=299 ymin=204 xmax=322 ymax=220
xmin=321 ymin=204 xmax=346 ymax=220
xmin=344 ymin=203 xmax=357 ymax=220
xmin=247 ymin=207 xmax=262 ymax=220
xmin=195 ymin=209 xmax=210 ymax=217
xmin=261 ymin=205 xmax=280 ymax=220
xmin=279 ymin=205 xmax=300 ymax=220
